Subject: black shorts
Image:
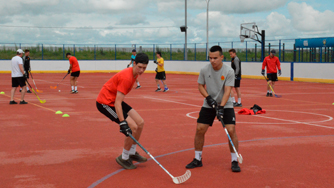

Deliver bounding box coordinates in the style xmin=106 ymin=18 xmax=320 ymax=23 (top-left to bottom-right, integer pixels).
xmin=197 ymin=107 xmax=236 ymax=126
xmin=12 ymin=77 xmax=26 ymax=88
xmin=234 ymin=79 xmax=240 ymax=88
xmin=155 ymin=71 xmax=166 ymax=80
xmin=71 ymin=71 xmax=80 ymax=77
xmin=96 ymin=101 xmax=132 ymax=124
xmin=267 ymin=73 xmax=278 ymax=81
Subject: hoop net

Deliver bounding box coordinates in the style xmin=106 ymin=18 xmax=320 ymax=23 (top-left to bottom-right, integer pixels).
xmin=172 ymin=170 xmax=191 ymax=184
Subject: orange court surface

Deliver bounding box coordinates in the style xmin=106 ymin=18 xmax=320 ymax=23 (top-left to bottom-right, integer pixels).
xmin=1 ymin=72 xmax=334 ymax=188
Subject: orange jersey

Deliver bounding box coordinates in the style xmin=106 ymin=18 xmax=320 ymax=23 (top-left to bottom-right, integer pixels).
xmin=262 ymin=56 xmax=281 ymax=73
xmin=96 ymin=67 xmax=137 ymax=106
xmin=69 ymin=56 xmax=80 ymax=72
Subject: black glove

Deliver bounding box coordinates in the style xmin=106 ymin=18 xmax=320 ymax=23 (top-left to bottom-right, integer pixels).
xmin=261 ymin=70 xmax=265 ymax=75
xmin=131 ymin=58 xmax=135 ymax=62
xmin=127 ymin=64 xmax=130 ymax=68
xmin=67 ymin=69 xmax=71 ymax=74
xmin=206 ymin=95 xmax=217 ymax=108
xmin=119 ymin=120 xmax=132 ymax=137
xmin=216 ymin=106 xmax=224 ymax=121
xmin=154 ymin=60 xmax=157 ymax=64
xmin=24 ymin=73 xmax=28 ymax=79
xmin=278 ymin=70 xmax=281 ymax=76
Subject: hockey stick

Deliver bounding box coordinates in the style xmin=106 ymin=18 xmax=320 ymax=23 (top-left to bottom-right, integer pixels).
xmin=215 ymin=106 xmax=243 ymax=164
xmin=128 ymin=134 xmax=191 ymax=184
xmin=26 ymin=80 xmax=46 ymax=103
xmin=29 ymin=72 xmax=43 ymax=93
xmin=262 ymin=75 xmax=282 ymax=98
xmin=50 ymin=73 xmax=69 ymax=89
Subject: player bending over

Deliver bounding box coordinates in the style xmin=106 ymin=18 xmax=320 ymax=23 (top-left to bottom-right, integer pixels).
xmin=186 ymin=45 xmax=241 ymax=172
xmin=96 ymin=53 xmax=149 ymax=169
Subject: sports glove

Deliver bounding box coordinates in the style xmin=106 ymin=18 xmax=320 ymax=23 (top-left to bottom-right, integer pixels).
xmin=261 ymin=70 xmax=265 ymax=75
xmin=153 ymin=60 xmax=157 ymax=64
xmin=278 ymin=70 xmax=281 ymax=76
xmin=119 ymin=120 xmax=132 ymax=137
xmin=127 ymin=64 xmax=130 ymax=68
xmin=23 ymin=73 xmax=28 ymax=79
xmin=67 ymin=69 xmax=71 ymax=74
xmin=206 ymin=95 xmax=218 ymax=108
xmin=216 ymin=106 xmax=224 ymax=121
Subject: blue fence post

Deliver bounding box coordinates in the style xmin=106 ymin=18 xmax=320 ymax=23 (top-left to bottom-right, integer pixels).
xmin=42 ymin=44 xmax=44 ymax=60
xmin=246 ymin=41 xmax=248 ymax=62
xmin=63 ymin=44 xmax=65 ymax=60
xmin=73 ymin=44 xmax=75 ymax=56
xmin=94 ymin=45 xmax=96 ymax=60
xmin=279 ymin=40 xmax=281 ymax=61
xmin=290 ymin=62 xmax=294 ymax=81
xmin=298 ymin=48 xmax=301 ymax=62
xmin=195 ymin=43 xmax=197 ymax=61
xmin=320 ymin=47 xmax=322 ymax=62
xmin=153 ymin=44 xmax=155 ymax=60
xmin=115 ymin=44 xmax=117 ymax=60
xmin=170 ymin=44 xmax=172 ymax=60
xmin=19 ymin=43 xmax=21 ymax=49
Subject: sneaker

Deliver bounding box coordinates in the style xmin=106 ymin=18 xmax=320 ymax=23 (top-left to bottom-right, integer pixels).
xmin=266 ymin=92 xmax=270 ymax=97
xmin=129 ymin=152 xmax=147 ymax=163
xmin=135 ymin=85 xmax=141 ymax=89
xmin=163 ymin=88 xmax=169 ymax=92
xmin=19 ymin=89 xmax=22 ymax=92
xmin=20 ymin=100 xmax=28 ymax=104
xmin=233 ymin=102 xmax=237 ymax=107
xmin=234 ymin=103 xmax=242 ymax=107
xmin=27 ymin=90 xmax=32 ymax=93
xmin=70 ymin=90 xmax=75 ymax=94
xmin=155 ymin=88 xmax=162 ymax=92
xmin=75 ymin=90 xmax=78 ymax=93
xmin=9 ymin=101 xmax=18 ymax=104
xmin=186 ymin=158 xmax=203 ymax=169
xmin=269 ymin=93 xmax=273 ymax=97
xmin=116 ymin=155 xmax=136 ymax=169
xmin=231 ymin=161 xmax=241 ymax=172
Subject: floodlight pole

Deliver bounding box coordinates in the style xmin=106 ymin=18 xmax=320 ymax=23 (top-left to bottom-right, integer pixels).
xmin=185 ymin=0 xmax=187 ymax=60
xmin=206 ymin=0 xmax=210 ymax=60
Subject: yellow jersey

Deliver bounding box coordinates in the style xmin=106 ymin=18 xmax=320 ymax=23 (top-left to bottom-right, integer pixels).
xmin=157 ymin=57 xmax=165 ymax=72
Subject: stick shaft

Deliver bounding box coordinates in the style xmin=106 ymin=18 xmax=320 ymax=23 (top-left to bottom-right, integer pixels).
xmin=263 ymin=75 xmax=277 ymax=95
xmin=26 ymin=81 xmax=44 ymax=102
xmin=128 ymin=134 xmax=175 ymax=179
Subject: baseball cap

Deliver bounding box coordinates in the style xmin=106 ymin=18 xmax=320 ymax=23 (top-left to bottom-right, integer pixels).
xmin=17 ymin=49 xmax=24 ymax=54
xmin=270 ymin=49 xmax=276 ymax=54
xmin=132 ymin=49 xmax=136 ymax=52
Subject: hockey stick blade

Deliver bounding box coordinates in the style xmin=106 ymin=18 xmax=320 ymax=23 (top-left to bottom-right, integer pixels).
xmin=172 ymin=170 xmax=191 ymax=184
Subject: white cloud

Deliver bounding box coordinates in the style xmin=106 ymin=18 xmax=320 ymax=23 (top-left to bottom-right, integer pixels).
xmin=264 ymin=12 xmax=295 ymax=37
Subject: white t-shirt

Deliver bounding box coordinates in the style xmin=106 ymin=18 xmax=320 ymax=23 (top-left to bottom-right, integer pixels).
xmin=11 ymin=56 xmax=23 ymax=78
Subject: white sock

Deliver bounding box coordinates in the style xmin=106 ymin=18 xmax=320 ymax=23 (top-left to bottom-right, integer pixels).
xmin=137 ymin=82 xmax=140 ymax=86
xmin=238 ymin=98 xmax=241 ymax=104
xmin=75 ymin=86 xmax=77 ymax=91
xmin=267 ymin=90 xmax=270 ymax=93
xmin=26 ymin=87 xmax=29 ymax=91
xmin=195 ymin=151 xmax=202 ymax=161
xmin=157 ymin=84 xmax=160 ymax=89
xmin=122 ymin=148 xmax=130 ymax=160
xmin=129 ymin=144 xmax=136 ymax=155
xmin=231 ymin=97 xmax=235 ymax=103
xmin=72 ymin=86 xmax=74 ymax=90
xmin=164 ymin=85 xmax=168 ymax=88
xmin=231 ymin=153 xmax=237 ymax=162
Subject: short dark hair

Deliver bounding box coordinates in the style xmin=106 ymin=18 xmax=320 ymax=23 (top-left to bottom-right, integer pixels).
xmin=210 ymin=45 xmax=222 ymax=55
xmin=156 ymin=51 xmax=162 ymax=56
xmin=135 ymin=53 xmax=149 ymax=64
xmin=132 ymin=49 xmax=136 ymax=52
xmin=229 ymin=49 xmax=236 ymax=53
xmin=66 ymin=52 xmax=71 ymax=57
xmin=24 ymin=49 xmax=30 ymax=53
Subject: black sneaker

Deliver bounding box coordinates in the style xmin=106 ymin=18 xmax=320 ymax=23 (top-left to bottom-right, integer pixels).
xmin=70 ymin=90 xmax=75 ymax=94
xmin=20 ymin=100 xmax=28 ymax=104
xmin=186 ymin=158 xmax=202 ymax=169
xmin=75 ymin=90 xmax=78 ymax=93
xmin=116 ymin=155 xmax=136 ymax=169
xmin=135 ymin=85 xmax=141 ymax=89
xmin=269 ymin=93 xmax=273 ymax=97
xmin=155 ymin=88 xmax=162 ymax=92
xmin=231 ymin=161 xmax=241 ymax=172
xmin=19 ymin=89 xmax=22 ymax=92
xmin=266 ymin=92 xmax=270 ymax=97
xmin=234 ymin=103 xmax=242 ymax=107
xmin=27 ymin=90 xmax=32 ymax=93
xmin=129 ymin=152 xmax=147 ymax=163
xmin=9 ymin=101 xmax=18 ymax=104
xmin=233 ymin=102 xmax=237 ymax=107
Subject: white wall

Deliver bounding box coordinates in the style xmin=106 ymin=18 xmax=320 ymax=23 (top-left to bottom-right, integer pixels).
xmin=0 ymin=60 xmax=333 ymax=80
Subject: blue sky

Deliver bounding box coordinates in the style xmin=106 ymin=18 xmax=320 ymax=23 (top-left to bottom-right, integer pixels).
xmin=0 ymin=0 xmax=333 ymax=45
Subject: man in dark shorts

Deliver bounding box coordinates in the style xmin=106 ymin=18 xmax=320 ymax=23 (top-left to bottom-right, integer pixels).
xmin=261 ymin=49 xmax=281 ymax=97
xmin=66 ymin=53 xmax=80 ymax=93
xmin=185 ymin=46 xmax=241 ymax=172
xmin=96 ymin=53 xmax=149 ymax=170
xmin=154 ymin=52 xmax=169 ymax=92
xmin=229 ymin=49 xmax=242 ymax=107
xmin=20 ymin=49 xmax=32 ymax=93
xmin=10 ymin=49 xmax=28 ymax=104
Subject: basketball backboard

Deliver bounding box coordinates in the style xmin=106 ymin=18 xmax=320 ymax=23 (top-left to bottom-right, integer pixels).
xmin=240 ymin=22 xmax=260 ymax=43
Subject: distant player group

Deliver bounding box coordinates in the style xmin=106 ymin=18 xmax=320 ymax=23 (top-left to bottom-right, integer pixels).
xmin=9 ymin=46 xmax=282 ymax=174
